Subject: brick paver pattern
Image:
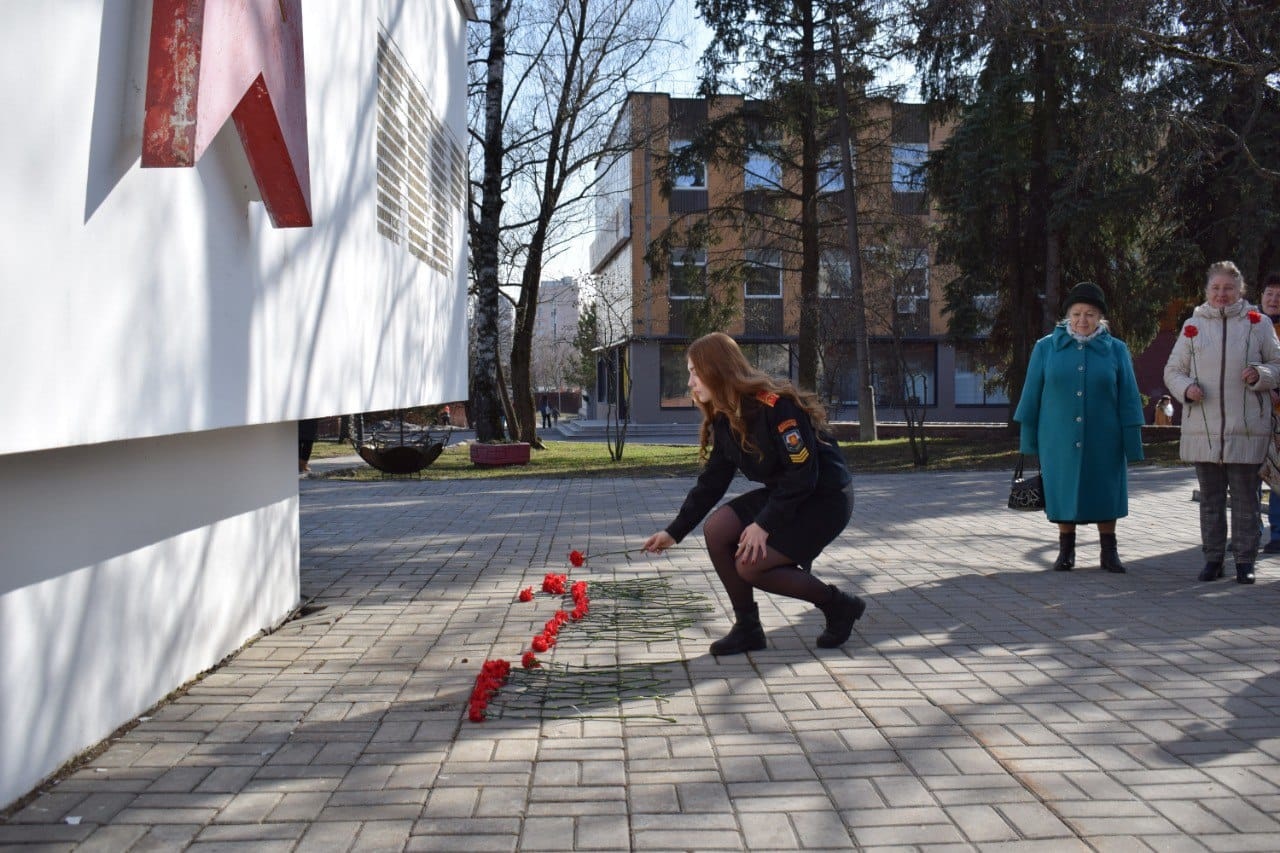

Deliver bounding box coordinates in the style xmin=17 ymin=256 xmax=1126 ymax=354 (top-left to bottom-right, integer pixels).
xmin=4 ymin=467 xmax=1280 ymax=851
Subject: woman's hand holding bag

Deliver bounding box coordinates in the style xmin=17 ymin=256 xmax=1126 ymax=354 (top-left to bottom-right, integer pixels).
xmin=1008 ymin=454 xmax=1046 ymax=511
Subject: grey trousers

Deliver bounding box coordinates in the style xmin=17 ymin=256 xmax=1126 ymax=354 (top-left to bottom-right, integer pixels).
xmin=1195 ymin=463 xmax=1261 ymax=564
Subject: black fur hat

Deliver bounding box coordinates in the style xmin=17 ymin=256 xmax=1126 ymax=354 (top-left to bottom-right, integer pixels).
xmin=1063 ymin=281 xmax=1107 ymax=315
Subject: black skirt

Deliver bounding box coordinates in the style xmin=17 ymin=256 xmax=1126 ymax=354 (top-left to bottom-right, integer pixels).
xmin=726 ymin=484 xmax=853 ymax=570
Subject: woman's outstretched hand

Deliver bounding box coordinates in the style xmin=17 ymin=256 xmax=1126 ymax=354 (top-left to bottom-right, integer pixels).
xmin=643 ymin=531 xmax=675 ymax=554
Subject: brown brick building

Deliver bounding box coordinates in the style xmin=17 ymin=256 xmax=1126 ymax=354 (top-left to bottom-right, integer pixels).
xmin=588 ymin=92 xmax=1010 ymax=426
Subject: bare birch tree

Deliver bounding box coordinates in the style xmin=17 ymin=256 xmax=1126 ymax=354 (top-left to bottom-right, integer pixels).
xmin=469 ymin=0 xmax=676 ymax=446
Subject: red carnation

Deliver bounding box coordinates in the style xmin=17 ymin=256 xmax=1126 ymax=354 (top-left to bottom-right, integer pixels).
xmin=569 ymin=550 xmax=585 ymax=567
xmin=1184 ymin=325 xmax=1198 ymax=338
xmin=1250 ymin=311 xmax=1263 ymax=324
xmin=518 ymin=587 xmax=534 ymax=602
xmin=467 ymin=659 xmax=510 ymax=723
xmin=542 ymin=573 xmax=567 ymax=595
xmin=532 ymin=635 xmax=549 ymax=653
xmin=522 ymin=651 xmax=540 ymax=669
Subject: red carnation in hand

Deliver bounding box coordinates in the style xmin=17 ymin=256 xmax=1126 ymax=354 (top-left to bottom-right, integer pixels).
xmin=522 ymin=651 xmax=540 ymax=669
xmin=569 ymin=550 xmax=585 ymax=567
xmin=1249 ymin=311 xmax=1263 ymax=324
xmin=518 ymin=587 xmax=534 ymax=602
xmin=1184 ymin=325 xmax=1199 ymax=338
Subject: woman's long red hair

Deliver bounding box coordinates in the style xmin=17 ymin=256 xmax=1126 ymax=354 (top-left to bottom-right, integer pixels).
xmin=687 ymin=332 xmax=829 ymax=459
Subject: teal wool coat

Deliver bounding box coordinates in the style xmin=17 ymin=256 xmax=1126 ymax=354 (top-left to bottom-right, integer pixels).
xmin=1014 ymin=324 xmax=1145 ymax=523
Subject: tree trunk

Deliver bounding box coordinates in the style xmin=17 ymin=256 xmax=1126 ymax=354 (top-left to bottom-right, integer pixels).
xmin=496 ymin=357 xmax=523 ymax=445
xmin=511 ymin=273 xmax=540 ymax=445
xmin=470 ymin=0 xmax=510 ymax=443
xmin=1038 ymin=26 xmax=1062 ymax=331
xmin=829 ymin=20 xmax=876 ymax=441
xmin=796 ymin=0 xmax=820 ymax=391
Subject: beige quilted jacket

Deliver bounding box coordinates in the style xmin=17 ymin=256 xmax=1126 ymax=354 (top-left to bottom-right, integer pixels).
xmin=1163 ymin=300 xmax=1280 ymax=464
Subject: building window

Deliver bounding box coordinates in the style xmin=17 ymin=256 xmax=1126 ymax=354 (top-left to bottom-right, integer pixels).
xmin=816 ymin=342 xmax=936 ymax=407
xmin=740 ymin=343 xmax=791 ymax=381
xmin=669 ymin=248 xmax=707 ymax=336
xmin=660 ymin=344 xmax=692 ymax=408
xmin=744 ymin=251 xmax=782 ymax=297
xmin=817 ymin=343 xmax=859 ymax=406
xmin=892 ymin=143 xmax=928 ymax=193
xmin=870 ymin=340 xmax=937 ymax=406
xmin=819 ymin=250 xmax=852 ymax=298
xmin=744 ymin=251 xmax=783 ymax=336
xmin=894 ymin=248 xmax=929 ymax=335
xmin=670 ymin=140 xmax=705 ymax=189
xmin=955 ymin=347 xmax=1009 ymax=405
xmin=745 ymin=151 xmax=782 ymax=190
xmin=669 ymin=248 xmax=707 ymax=297
xmin=819 ymin=143 xmax=854 ymax=193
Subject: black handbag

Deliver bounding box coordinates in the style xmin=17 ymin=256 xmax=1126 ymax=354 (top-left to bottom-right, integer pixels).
xmin=1008 ymin=455 xmax=1045 ymax=511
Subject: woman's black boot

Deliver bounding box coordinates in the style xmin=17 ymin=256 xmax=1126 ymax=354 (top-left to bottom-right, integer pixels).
xmin=1236 ymin=563 xmax=1256 ymax=584
xmin=1053 ymin=532 xmax=1076 ymax=571
xmin=709 ymin=603 xmax=766 ymax=655
xmin=817 ymin=585 xmax=866 ymax=649
xmin=1198 ymin=562 xmax=1224 ymax=581
xmin=1100 ymin=533 xmax=1126 ymax=573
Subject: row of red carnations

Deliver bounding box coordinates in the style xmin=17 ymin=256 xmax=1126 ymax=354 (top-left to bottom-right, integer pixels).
xmin=468 ymin=570 xmax=591 ymax=722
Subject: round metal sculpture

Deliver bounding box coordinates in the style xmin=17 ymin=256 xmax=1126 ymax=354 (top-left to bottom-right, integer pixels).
xmin=351 ymin=413 xmax=450 ymax=476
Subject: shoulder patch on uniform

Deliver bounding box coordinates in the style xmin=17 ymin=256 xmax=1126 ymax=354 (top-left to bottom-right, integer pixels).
xmin=776 ymin=418 xmax=797 ymax=433
xmin=788 ymin=448 xmax=810 ymax=464
xmin=756 ymin=391 xmax=779 ymax=406
xmin=781 ymin=427 xmax=804 ymax=454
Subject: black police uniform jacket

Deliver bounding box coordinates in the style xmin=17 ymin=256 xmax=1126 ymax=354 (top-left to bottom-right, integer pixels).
xmin=665 ymin=392 xmax=852 ymax=543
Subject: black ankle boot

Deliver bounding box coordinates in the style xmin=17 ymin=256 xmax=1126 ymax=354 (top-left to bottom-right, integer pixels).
xmin=1237 ymin=563 xmax=1256 ymax=584
xmin=1198 ymin=562 xmax=1224 ymax=581
xmin=816 ymin=585 xmax=866 ymax=649
xmin=1053 ymin=532 xmax=1076 ymax=571
xmin=1100 ymin=533 xmax=1125 ymax=573
xmin=709 ymin=604 xmax=766 ymax=655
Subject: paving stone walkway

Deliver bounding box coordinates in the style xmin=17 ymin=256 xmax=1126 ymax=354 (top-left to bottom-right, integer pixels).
xmin=4 ymin=467 xmax=1280 ymax=851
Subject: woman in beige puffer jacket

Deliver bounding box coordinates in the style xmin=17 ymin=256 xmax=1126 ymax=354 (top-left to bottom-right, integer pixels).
xmin=1164 ymin=261 xmax=1280 ymax=584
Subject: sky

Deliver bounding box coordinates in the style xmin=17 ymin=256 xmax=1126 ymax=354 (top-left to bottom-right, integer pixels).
xmin=540 ymin=0 xmax=710 ymax=280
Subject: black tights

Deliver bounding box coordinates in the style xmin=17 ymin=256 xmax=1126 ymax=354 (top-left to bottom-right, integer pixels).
xmin=702 ymin=505 xmax=833 ymax=612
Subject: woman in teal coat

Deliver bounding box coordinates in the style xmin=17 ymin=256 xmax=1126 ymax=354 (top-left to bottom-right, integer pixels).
xmin=1014 ymin=282 xmax=1146 ymax=573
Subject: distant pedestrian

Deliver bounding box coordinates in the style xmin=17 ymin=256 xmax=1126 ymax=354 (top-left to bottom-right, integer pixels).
xmin=539 ymin=396 xmax=551 ymax=429
xmin=298 ymin=418 xmax=320 ymax=474
xmin=552 ymin=407 xmax=560 ymax=424
xmin=1154 ymin=395 xmax=1175 ymax=426
xmin=1014 ymin=282 xmax=1145 ymax=574
xmin=441 ymin=404 xmax=452 ymax=426
xmin=1163 ymin=261 xmax=1280 ymax=584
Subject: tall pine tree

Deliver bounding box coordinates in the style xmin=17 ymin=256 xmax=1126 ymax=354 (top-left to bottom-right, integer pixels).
xmin=911 ymin=0 xmax=1176 ymax=416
